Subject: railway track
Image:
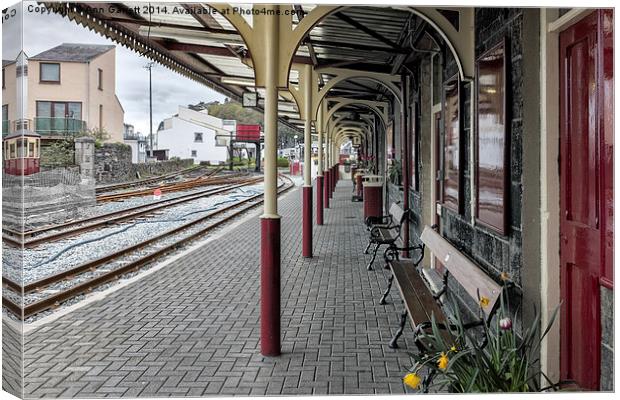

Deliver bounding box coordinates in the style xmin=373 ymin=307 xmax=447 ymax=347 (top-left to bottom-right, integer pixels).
xmin=94 ymin=164 xmax=214 ymax=194
xmin=2 ymin=176 xmax=263 ymax=248
xmin=2 ymin=175 xmax=293 ymax=320
xmin=95 ymin=171 xmax=247 ymax=202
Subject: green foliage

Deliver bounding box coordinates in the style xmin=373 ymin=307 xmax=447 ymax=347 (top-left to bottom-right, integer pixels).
xmin=41 ymin=139 xmax=75 ymax=167
xmin=408 ymin=283 xmax=561 ymax=393
xmin=232 ymin=156 xmax=255 ymax=167
xmin=194 ymin=100 xmax=301 ymax=147
xmin=82 ymin=127 xmax=111 ymax=147
xmin=277 ymin=157 xmax=289 ymax=168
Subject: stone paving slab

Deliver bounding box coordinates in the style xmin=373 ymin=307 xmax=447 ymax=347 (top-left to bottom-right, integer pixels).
xmin=21 ymin=180 xmax=417 ymax=398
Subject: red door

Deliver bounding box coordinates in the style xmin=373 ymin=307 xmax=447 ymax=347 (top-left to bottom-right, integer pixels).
xmin=559 ymin=10 xmax=613 ymax=390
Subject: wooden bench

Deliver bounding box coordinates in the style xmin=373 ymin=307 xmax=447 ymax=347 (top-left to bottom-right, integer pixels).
xmin=364 ymin=203 xmax=410 ymax=270
xmin=383 ymin=225 xmax=503 ymax=354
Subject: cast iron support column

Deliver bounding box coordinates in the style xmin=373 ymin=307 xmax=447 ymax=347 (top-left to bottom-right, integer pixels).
xmin=400 ymin=73 xmax=410 ymax=257
xmin=324 ymin=140 xmax=330 ymax=209
xmin=317 ymin=103 xmax=325 ymax=224
xmin=260 ymin=7 xmax=280 ymax=357
xmin=302 ymin=64 xmax=313 ymax=258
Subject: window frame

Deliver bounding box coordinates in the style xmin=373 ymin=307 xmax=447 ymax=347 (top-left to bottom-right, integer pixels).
xmin=39 ymin=62 xmax=61 ymax=84
xmin=191 ymin=150 xmax=197 ymax=157
xmin=441 ymin=74 xmax=463 ymax=214
xmin=474 ymin=39 xmax=510 ymax=235
xmin=97 ymin=68 xmax=103 ymax=90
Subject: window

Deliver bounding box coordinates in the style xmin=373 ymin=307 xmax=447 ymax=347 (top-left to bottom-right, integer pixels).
xmin=99 ymin=105 xmax=103 ymax=130
xmin=36 ymin=101 xmax=82 ymax=119
xmin=9 ymin=142 xmax=16 ymax=159
xmin=28 ymin=142 xmax=35 ymax=157
xmin=194 ymin=132 xmax=203 ymax=143
xmin=191 ymin=150 xmax=197 ymax=157
xmin=16 ymin=138 xmax=25 ymax=158
xmin=40 ymin=63 xmax=60 ymax=83
xmin=475 ymin=40 xmax=509 ymax=234
xmin=442 ymin=75 xmax=462 ymax=214
xmin=2 ymin=104 xmax=7 ymax=121
xmin=97 ymin=68 xmax=103 ymax=90
xmin=2 ymin=68 xmax=5 ymax=89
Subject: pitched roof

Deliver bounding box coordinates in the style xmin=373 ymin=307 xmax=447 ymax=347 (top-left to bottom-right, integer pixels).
xmin=29 ymin=43 xmax=115 ymax=62
xmin=2 ymin=59 xmax=16 ymax=67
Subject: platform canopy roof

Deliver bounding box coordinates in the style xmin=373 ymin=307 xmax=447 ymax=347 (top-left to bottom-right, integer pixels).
xmin=50 ymin=2 xmax=448 ymax=132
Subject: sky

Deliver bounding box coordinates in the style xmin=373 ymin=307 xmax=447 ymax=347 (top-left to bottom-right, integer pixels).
xmin=1 ymin=1 xmax=226 ymax=136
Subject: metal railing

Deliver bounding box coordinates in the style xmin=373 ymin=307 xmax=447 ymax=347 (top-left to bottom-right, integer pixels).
xmin=34 ymin=117 xmax=87 ymax=136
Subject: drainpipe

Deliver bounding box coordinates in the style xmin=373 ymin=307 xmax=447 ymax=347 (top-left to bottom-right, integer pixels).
xmin=260 ymin=4 xmax=281 ymax=357
xmin=302 ymin=64 xmax=313 ymax=257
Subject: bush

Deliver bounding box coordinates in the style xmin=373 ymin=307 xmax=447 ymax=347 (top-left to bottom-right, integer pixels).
xmin=277 ymin=157 xmax=289 ymax=168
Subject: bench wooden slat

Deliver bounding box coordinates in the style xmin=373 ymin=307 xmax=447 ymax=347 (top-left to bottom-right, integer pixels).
xmin=389 ymin=203 xmax=406 ymax=225
xmin=420 ymin=226 xmax=502 ymax=317
xmin=391 ymin=261 xmax=452 ymax=344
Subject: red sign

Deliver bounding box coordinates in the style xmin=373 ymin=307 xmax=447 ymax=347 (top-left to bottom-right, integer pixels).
xmin=236 ymin=124 xmax=261 ymax=141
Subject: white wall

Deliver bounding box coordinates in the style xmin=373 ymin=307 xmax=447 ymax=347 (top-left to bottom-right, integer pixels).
xmin=157 ymin=117 xmax=228 ymax=164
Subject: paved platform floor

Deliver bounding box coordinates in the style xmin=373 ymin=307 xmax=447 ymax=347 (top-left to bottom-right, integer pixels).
xmin=21 ymin=180 xmax=417 ymax=397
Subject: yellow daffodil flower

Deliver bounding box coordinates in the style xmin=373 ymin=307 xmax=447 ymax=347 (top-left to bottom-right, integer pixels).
xmin=479 ymin=296 xmax=490 ymax=308
xmin=403 ymin=372 xmax=421 ymax=389
xmin=438 ymin=352 xmax=449 ymax=370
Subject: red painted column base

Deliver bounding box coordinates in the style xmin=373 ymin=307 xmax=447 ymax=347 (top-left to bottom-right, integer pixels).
xmin=316 ymin=176 xmax=324 ymax=225
xmin=328 ymin=167 xmax=334 ymax=199
xmin=260 ymin=217 xmax=281 ymax=356
xmin=302 ymin=186 xmax=313 ymax=258
xmin=324 ymin=170 xmax=330 ymax=208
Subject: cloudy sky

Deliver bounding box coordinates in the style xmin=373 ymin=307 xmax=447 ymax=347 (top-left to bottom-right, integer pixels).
xmin=2 ymin=2 xmax=226 ymax=135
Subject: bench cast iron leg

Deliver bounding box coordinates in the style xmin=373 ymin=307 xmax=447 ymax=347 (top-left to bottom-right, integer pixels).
xmin=422 ymin=369 xmax=436 ymax=393
xmin=379 ymin=274 xmax=394 ymax=305
xmin=367 ymin=244 xmax=380 ymax=270
xmin=364 ymin=241 xmax=372 ymax=254
xmin=389 ymin=310 xmax=408 ymax=348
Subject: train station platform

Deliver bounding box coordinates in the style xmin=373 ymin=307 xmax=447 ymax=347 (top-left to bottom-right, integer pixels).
xmin=20 ymin=180 xmax=416 ymax=397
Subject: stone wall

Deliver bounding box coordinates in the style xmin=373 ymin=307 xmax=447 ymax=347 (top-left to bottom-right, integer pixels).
xmin=94 ymin=143 xmax=193 ymax=184
xmin=601 ymin=286 xmax=614 ymax=391
xmin=436 ymin=9 xmax=525 ymax=321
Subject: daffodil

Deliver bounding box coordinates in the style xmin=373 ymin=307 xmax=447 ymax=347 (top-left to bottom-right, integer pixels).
xmin=450 ymin=345 xmax=458 ymax=353
xmin=403 ymin=372 xmax=421 ymax=389
xmin=438 ymin=352 xmax=449 ymax=370
xmin=479 ymin=296 xmax=490 ymax=308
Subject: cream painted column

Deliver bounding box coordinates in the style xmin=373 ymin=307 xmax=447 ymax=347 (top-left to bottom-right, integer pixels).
xmin=259 ymin=4 xmax=281 ymax=357
xmin=316 ymin=101 xmax=325 ymax=224
xmin=302 ymin=64 xmax=313 ymax=257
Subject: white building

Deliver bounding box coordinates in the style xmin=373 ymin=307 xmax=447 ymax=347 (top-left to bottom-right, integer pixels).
xmin=123 ymin=123 xmax=147 ymax=163
xmin=156 ymin=106 xmax=231 ymax=165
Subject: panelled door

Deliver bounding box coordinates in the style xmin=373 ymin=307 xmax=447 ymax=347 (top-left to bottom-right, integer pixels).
xmin=559 ymin=10 xmax=613 ymax=390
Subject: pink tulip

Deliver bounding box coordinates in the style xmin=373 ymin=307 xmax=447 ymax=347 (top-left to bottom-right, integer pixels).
xmin=499 ymin=318 xmax=512 ymax=330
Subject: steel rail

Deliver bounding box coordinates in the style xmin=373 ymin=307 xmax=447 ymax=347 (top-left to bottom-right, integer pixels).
xmin=2 ymin=177 xmax=263 ymax=248
xmin=94 ymin=164 xmax=212 ymax=194
xmin=2 ymin=176 xmax=294 ymax=319
xmin=95 ymin=173 xmax=248 ymax=202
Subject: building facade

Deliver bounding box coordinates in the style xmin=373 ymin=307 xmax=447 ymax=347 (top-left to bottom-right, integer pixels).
xmin=2 ymin=43 xmax=124 ymax=142
xmin=156 ymin=106 xmax=231 ymax=165
xmin=123 ymin=123 xmax=147 ymax=163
